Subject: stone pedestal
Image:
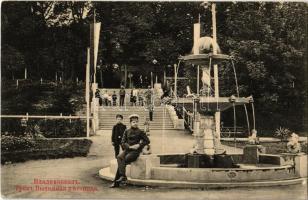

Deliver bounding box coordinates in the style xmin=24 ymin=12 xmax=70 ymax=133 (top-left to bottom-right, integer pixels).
xmin=193 ymin=120 xmax=204 ymax=154
xmin=109 ymin=159 xmax=132 ymax=178
xmin=200 ymin=116 xmax=215 ymax=155
xmin=242 ymin=145 xmax=264 ymax=164
xmin=294 ymin=153 xmax=307 ymax=178
xmin=130 ymin=155 xmax=160 ymax=179
xmin=91 ymin=83 xmax=98 ymax=94
xmin=92 ymin=98 xmax=99 ymax=132
xmin=175 ymin=119 xmax=185 ymax=129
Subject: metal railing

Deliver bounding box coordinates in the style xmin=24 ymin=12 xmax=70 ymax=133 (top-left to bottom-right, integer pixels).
xmin=182 ymin=107 xmax=194 ymax=132
xmin=0 ymin=114 xmax=90 ymax=119
xmin=0 ymin=114 xmax=90 ymax=138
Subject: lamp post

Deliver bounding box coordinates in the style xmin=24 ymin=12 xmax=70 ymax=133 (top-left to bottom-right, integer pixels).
xmin=152 ymin=59 xmax=158 ymax=85
xmin=174 ymin=63 xmax=178 ymax=98
xmin=166 ymin=64 xmax=178 ymax=98
xmin=128 ymin=72 xmax=133 ymax=88
xmin=96 ymin=62 xmax=102 ymax=88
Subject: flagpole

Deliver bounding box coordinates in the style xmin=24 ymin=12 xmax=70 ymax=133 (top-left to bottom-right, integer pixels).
xmin=212 ymin=3 xmax=221 ymax=144
xmin=86 ymin=48 xmax=91 ymax=138
xmin=93 ymin=9 xmax=96 ymax=84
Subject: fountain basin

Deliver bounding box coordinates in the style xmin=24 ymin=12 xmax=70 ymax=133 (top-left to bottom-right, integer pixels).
xmin=99 ymin=152 xmax=307 ymax=188
xmin=179 ymin=53 xmax=231 ymax=65
xmin=172 ymin=97 xmax=251 ymax=112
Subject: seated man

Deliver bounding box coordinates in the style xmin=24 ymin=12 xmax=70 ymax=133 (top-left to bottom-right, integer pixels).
xmin=110 ymin=114 xmax=150 ymax=188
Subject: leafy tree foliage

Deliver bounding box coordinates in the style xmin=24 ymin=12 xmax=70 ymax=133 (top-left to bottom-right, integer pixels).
xmin=1 ymin=2 xmax=306 ymax=132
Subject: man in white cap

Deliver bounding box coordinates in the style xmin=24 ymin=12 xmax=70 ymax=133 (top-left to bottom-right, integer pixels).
xmin=110 ymin=114 xmax=150 ymax=188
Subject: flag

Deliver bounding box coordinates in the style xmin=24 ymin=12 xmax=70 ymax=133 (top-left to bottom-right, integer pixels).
xmin=202 ymin=68 xmax=211 ymax=87
xmin=90 ymin=22 xmax=101 ymax=83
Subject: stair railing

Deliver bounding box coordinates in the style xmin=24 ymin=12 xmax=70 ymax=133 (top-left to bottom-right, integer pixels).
xmin=182 ymin=106 xmax=194 ymax=132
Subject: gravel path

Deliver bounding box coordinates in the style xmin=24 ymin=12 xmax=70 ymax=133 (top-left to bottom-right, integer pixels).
xmin=1 ymin=130 xmax=307 ymax=200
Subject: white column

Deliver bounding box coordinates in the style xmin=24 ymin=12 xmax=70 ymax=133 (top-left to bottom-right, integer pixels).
xmin=193 ymin=23 xmax=200 ymax=55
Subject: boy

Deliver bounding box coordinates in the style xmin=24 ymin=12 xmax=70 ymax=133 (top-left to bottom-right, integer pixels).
xmin=110 ymin=114 xmax=150 ymax=188
xmin=111 ymin=115 xmax=127 ymax=158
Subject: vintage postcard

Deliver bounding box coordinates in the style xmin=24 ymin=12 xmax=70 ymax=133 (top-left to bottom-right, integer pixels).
xmin=1 ymin=1 xmax=307 ymax=199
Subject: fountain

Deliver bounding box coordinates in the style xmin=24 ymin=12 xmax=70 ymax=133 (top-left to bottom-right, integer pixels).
xmin=99 ymin=4 xmax=307 ymax=188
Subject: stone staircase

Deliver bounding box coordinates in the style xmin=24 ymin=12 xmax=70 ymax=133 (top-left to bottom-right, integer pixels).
xmin=98 ymin=106 xmax=175 ymax=130
xmin=98 ymin=88 xmax=149 ymax=106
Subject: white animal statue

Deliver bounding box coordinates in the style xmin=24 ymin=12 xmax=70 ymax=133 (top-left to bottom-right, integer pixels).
xmin=248 ymin=129 xmax=259 ymax=145
xmin=287 ymin=132 xmax=301 ymax=153
xmin=192 ymin=36 xmax=222 ymax=54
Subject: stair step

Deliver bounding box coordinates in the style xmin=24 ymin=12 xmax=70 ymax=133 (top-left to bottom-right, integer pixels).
xmin=97 ymin=105 xmax=174 ymax=130
xmin=99 ymin=127 xmax=174 ymax=129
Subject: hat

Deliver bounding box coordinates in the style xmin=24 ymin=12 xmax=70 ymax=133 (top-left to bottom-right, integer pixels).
xmin=116 ymin=114 xmax=123 ymax=119
xmin=129 ymin=114 xmax=139 ymax=121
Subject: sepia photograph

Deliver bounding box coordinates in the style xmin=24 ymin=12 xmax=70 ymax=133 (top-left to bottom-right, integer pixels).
xmin=1 ymin=1 xmax=307 ymax=199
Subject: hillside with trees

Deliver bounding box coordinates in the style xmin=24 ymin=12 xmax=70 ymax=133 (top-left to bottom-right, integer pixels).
xmin=1 ymin=1 xmax=307 ymax=134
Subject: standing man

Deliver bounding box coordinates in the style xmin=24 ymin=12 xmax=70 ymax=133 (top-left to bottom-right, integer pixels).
xmin=111 ymin=115 xmax=127 ymax=158
xmin=110 ymin=114 xmax=150 ymax=188
xmin=148 ymin=103 xmax=154 ymax=121
xmin=138 ymin=89 xmax=144 ymax=106
xmin=103 ymin=90 xmax=109 ymax=106
xmin=119 ymin=85 xmax=126 ymax=107
xmin=95 ymin=89 xmax=103 ymax=106
xmin=144 ymin=85 xmax=153 ymax=107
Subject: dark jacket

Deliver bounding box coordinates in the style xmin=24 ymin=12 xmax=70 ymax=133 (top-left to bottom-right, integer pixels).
xmin=119 ymin=89 xmax=126 ymax=96
xmin=112 ymin=123 xmax=127 ymax=144
xmin=95 ymin=90 xmax=101 ymax=98
xmin=112 ymin=94 xmax=117 ymax=100
xmin=121 ymin=127 xmax=150 ymax=152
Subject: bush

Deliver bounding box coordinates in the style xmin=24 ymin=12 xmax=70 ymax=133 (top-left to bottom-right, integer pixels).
xmin=38 ymin=119 xmax=86 ymax=138
xmin=1 ymin=138 xmax=92 ymax=164
xmin=1 ymin=134 xmax=36 ymax=152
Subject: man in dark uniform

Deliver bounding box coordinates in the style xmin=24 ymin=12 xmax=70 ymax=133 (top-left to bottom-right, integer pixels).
xmin=110 ymin=114 xmax=150 ymax=188
xmin=119 ymin=86 xmax=126 ymax=107
xmin=95 ymin=89 xmax=102 ymax=106
xmin=111 ymin=114 xmax=127 ymax=158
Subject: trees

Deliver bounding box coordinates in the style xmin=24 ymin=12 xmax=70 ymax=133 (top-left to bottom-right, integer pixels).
xmin=217 ymin=2 xmax=306 ymax=131
xmin=1 ymin=2 xmax=306 ymax=132
xmin=1 ymin=1 xmax=90 ymax=81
